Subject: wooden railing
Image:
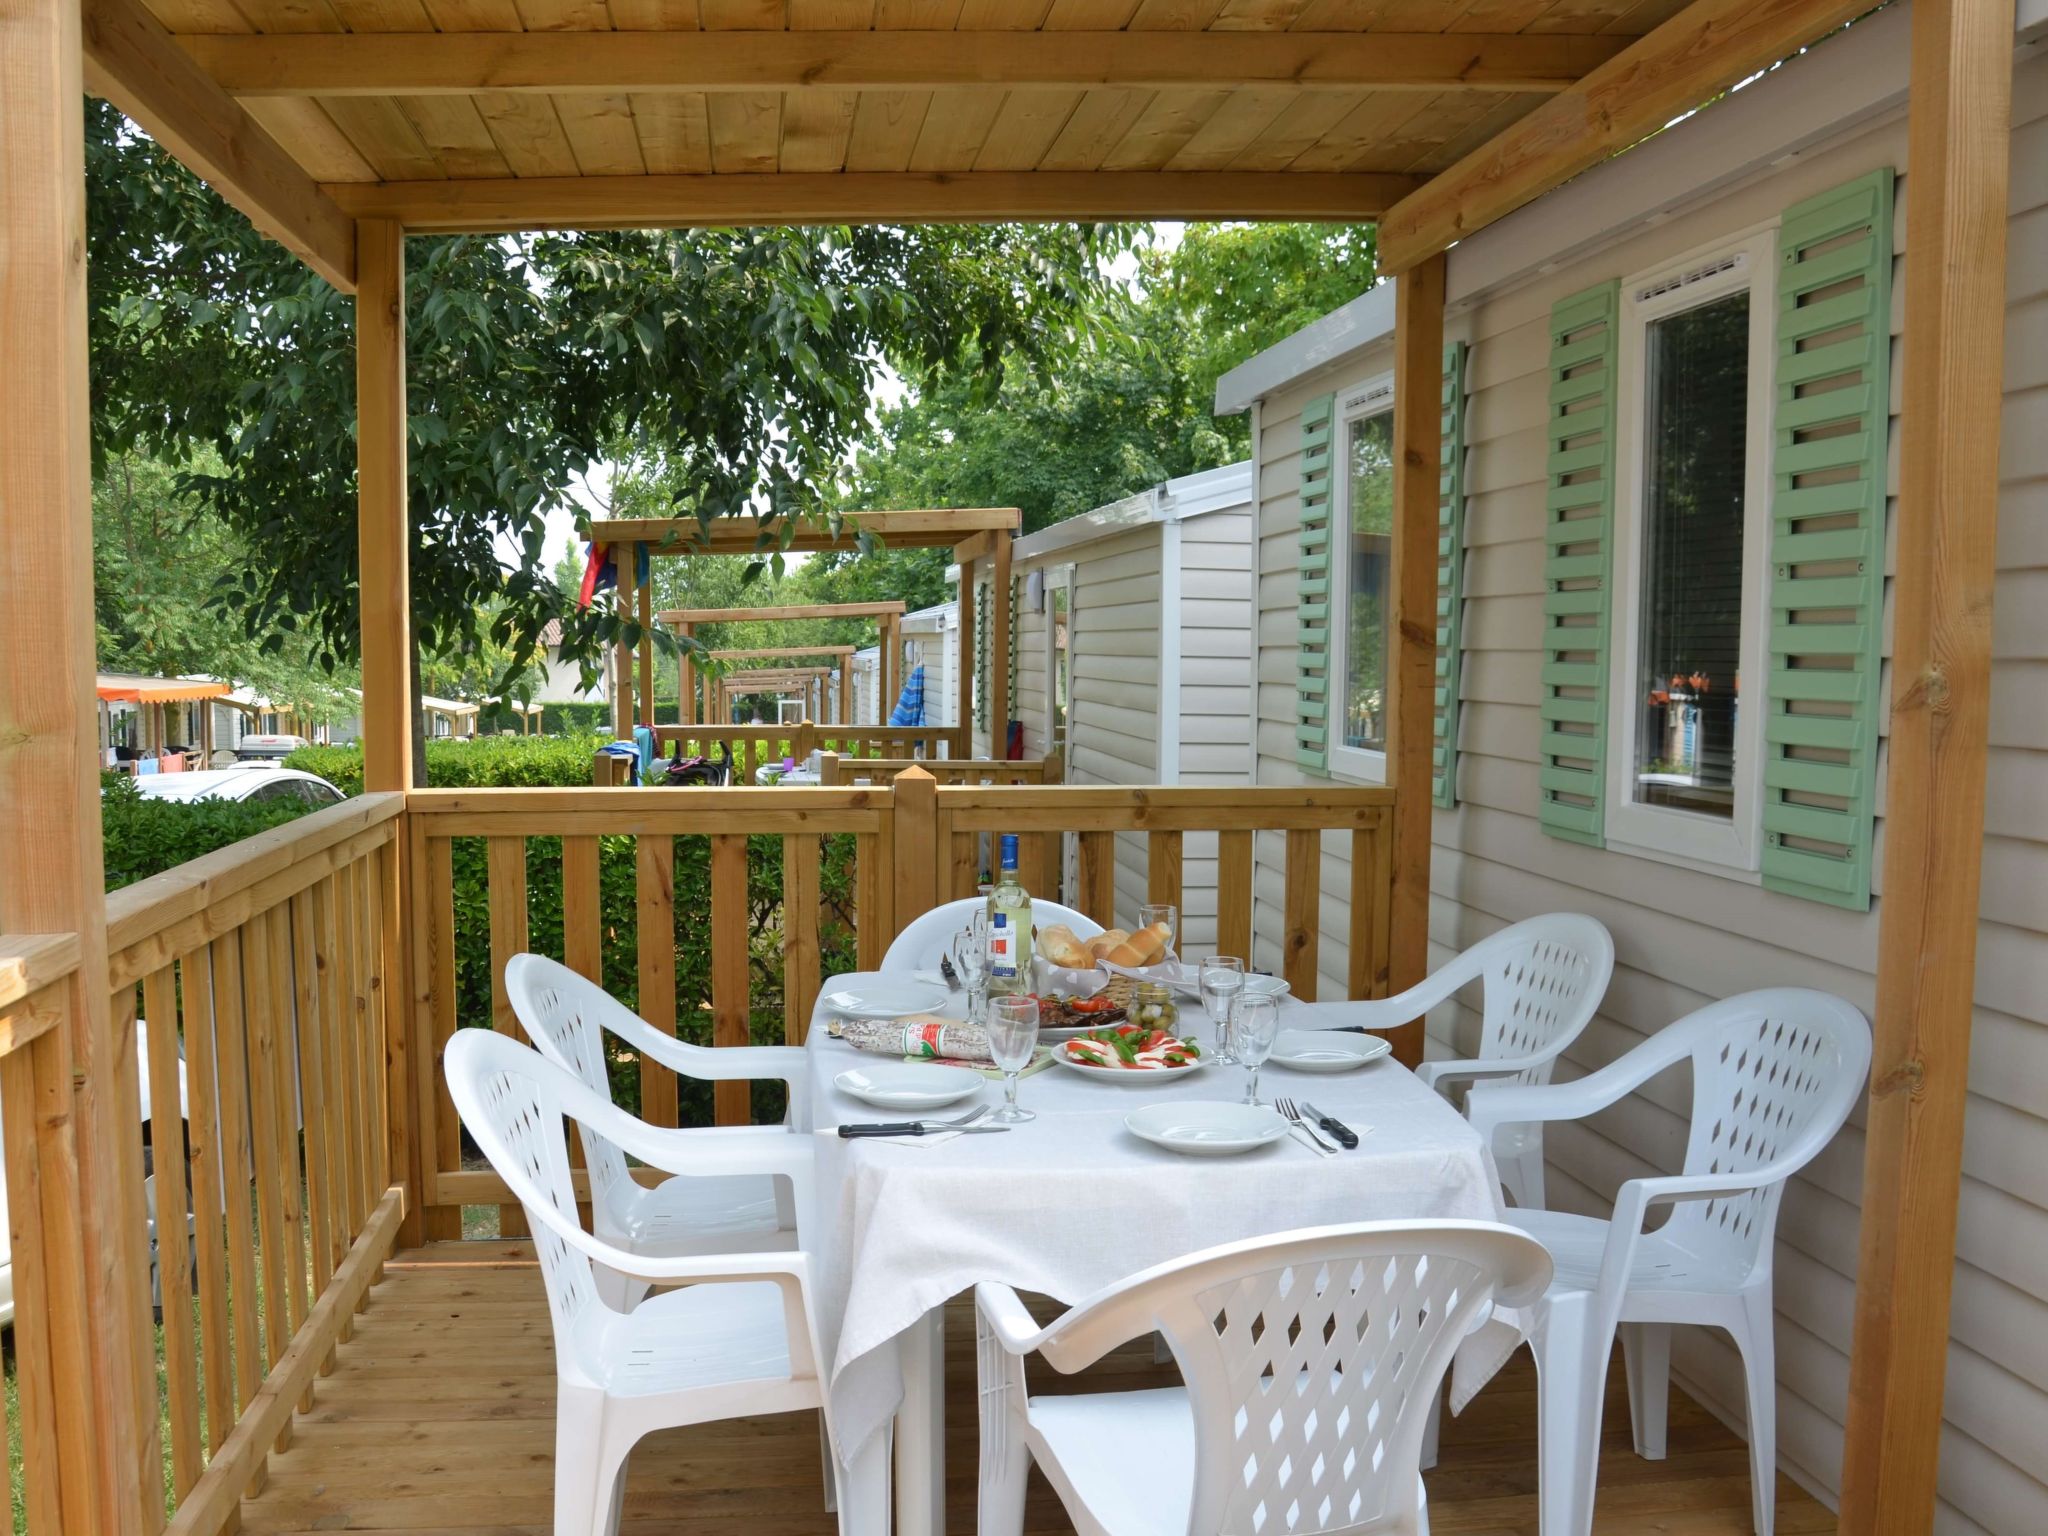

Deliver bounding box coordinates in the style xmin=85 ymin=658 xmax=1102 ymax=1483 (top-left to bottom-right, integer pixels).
xmin=402 ymin=776 xmax=1396 ymax=1231
xmin=105 ymin=794 xmax=405 ymax=1536
xmin=816 ymin=751 xmax=1063 ymax=786
xmin=645 ymin=721 xmax=969 ymax=779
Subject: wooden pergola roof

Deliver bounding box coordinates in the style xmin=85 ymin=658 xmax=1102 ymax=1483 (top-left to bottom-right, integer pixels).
xmin=596 ymin=508 xmax=1017 ymax=556
xmin=82 ymin=0 xmax=1876 ymax=291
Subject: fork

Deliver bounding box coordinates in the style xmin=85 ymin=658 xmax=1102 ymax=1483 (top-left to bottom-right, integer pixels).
xmin=1274 ymin=1098 xmax=1338 ymax=1157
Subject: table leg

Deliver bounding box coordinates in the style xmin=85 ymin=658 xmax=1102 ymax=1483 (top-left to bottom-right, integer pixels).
xmin=895 ymin=1304 xmax=947 ymax=1536
xmin=839 ymin=1424 xmax=894 ymax=1536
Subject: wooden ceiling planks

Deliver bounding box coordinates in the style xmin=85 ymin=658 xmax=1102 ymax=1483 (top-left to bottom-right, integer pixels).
xmin=137 ymin=0 xmax=1673 ymax=211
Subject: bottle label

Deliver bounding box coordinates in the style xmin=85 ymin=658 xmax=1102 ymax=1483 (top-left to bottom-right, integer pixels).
xmin=989 ymin=915 xmax=1017 ymax=979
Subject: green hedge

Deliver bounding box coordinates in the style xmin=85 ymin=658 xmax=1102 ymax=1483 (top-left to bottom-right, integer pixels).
xmin=285 ymin=732 xmax=610 ymax=797
xmin=101 ymin=773 xmax=315 ymax=891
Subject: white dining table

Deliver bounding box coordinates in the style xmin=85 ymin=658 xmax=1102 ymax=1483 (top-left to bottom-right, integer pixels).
xmin=800 ymin=971 xmax=1516 ymax=1536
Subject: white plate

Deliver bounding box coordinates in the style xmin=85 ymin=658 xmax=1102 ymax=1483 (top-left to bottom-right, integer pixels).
xmin=834 ymin=1063 xmax=985 ymax=1111
xmin=1125 ymin=1101 xmax=1289 ymax=1157
xmin=1241 ymin=973 xmax=1293 ymax=1001
xmin=1269 ymin=1029 xmax=1392 ymax=1073
xmin=1054 ymin=1046 xmax=1206 ymax=1083
xmin=824 ymin=981 xmax=950 ymax=1019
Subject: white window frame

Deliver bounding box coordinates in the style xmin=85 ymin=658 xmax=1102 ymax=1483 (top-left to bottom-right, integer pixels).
xmin=1327 ymin=369 xmax=1398 ymax=785
xmin=1604 ymin=226 xmax=1777 ymax=875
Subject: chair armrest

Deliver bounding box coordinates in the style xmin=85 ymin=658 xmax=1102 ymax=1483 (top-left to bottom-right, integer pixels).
xmin=1413 ymin=1058 xmax=1533 ymax=1095
xmin=1465 ymin=1050 xmax=1663 ymax=1143
xmin=605 ymin=1116 xmax=815 ymax=1185
xmin=638 ymin=1035 xmax=809 ymax=1089
xmin=975 ymin=1282 xmax=1054 ymax=1356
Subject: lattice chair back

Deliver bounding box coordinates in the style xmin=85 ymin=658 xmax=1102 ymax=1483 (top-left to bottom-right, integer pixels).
xmin=1038 ymin=1222 xmax=1550 ymax=1536
xmin=444 ymin=1028 xmax=607 ymax=1373
xmin=504 ymin=953 xmax=636 ymax=1225
xmin=1663 ymin=989 xmax=1869 ymax=1271
xmin=1467 ymin=913 xmax=1613 ymax=1086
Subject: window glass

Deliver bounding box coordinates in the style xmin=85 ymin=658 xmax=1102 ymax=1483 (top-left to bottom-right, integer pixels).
xmin=248 ymin=780 xmax=295 ymax=804
xmin=1633 ymin=290 xmax=1749 ymax=818
xmin=1344 ymin=411 xmax=1395 ymax=755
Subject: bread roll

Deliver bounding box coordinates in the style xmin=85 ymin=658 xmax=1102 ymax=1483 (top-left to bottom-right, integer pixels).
xmin=1085 ymin=929 xmax=1129 ymax=960
xmin=1131 ymin=921 xmax=1171 ymax=965
xmin=1039 ymin=924 xmax=1094 ymax=969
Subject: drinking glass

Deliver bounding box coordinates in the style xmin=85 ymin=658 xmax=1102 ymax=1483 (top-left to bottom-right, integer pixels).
xmin=1231 ymin=994 xmax=1281 ymax=1107
xmin=1138 ymin=902 xmax=1178 ymax=961
xmin=952 ymin=911 xmax=992 ymax=1027
xmin=1198 ymin=955 xmax=1245 ymax=1065
xmin=986 ymin=995 xmax=1041 ymax=1124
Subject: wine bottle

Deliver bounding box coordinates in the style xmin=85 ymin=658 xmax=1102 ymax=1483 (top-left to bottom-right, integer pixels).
xmin=986 ymin=834 xmax=1034 ymax=999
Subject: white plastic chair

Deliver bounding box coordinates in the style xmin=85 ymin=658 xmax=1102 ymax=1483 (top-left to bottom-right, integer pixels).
xmin=506 ymin=953 xmax=807 ymax=1308
xmin=880 ymin=896 xmax=1103 ymax=974
xmin=446 ymin=1028 xmax=844 ymax=1536
xmin=1312 ymin=914 xmax=1614 ymax=1208
xmin=975 ymin=1220 xmax=1553 ymax=1536
xmin=1466 ymin=988 xmax=1870 ymax=1536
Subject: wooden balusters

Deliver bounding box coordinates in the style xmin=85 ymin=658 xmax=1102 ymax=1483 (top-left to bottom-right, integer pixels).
xmin=1217 ymin=831 xmax=1253 ymax=961
xmin=1347 ymin=825 xmax=1392 ymax=1002
xmin=1077 ymin=832 xmax=1115 ymax=927
xmin=709 ymin=835 xmax=750 ymax=1125
xmin=1282 ymin=830 xmax=1321 ymax=1001
xmin=180 ymin=943 xmax=236 ymax=1453
xmin=783 ymin=835 xmax=821 ymax=1045
xmin=1147 ymin=831 xmax=1183 ymax=916
xmin=143 ymin=965 xmax=202 ymax=1498
xmin=638 ymin=835 xmax=678 ymax=1128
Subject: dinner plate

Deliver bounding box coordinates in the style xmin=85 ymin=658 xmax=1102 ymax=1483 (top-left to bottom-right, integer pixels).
xmin=823 ymin=981 xmax=950 ymax=1019
xmin=834 ymin=1063 xmax=984 ymax=1111
xmin=1053 ymin=1048 xmax=1206 ymax=1083
xmin=1124 ymin=1101 xmax=1289 ymax=1157
xmin=1269 ymin=1029 xmax=1392 ymax=1072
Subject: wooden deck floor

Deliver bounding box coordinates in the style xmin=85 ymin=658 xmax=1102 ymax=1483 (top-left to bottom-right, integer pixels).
xmin=239 ymin=1243 xmax=1836 ymax=1536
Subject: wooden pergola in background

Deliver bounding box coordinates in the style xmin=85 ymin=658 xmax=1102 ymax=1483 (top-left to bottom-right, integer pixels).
xmin=599 ymin=506 xmax=1018 ymax=736
xmin=1 ymin=0 xmax=2015 ymax=1525
xmin=653 ymin=600 xmax=905 ymax=729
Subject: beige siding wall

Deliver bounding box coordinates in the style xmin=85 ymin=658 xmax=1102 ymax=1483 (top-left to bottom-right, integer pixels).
xmin=900 ymin=612 xmax=957 ymax=730
xmin=1174 ymin=507 xmax=1257 ymax=951
xmin=1248 ymin=53 xmax=2048 ymax=1534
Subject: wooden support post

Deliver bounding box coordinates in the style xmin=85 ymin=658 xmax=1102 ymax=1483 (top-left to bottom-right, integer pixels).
xmin=957 ymin=554 xmax=976 ymax=738
xmin=890 ymin=767 xmax=938 ymax=942
xmin=990 ymin=534 xmax=1012 ymax=760
xmin=838 ymin=652 xmax=852 ymax=725
xmin=1838 ymin=0 xmax=2013 ymax=1525
xmin=679 ymin=622 xmax=695 ymax=726
xmin=1384 ymin=256 xmax=1445 ymax=1068
xmin=613 ymin=543 xmax=637 ymax=738
xmin=635 ymin=546 xmax=654 ymax=727
xmin=355 ymin=219 xmax=424 ymax=1248
xmin=0 ymin=0 xmax=142 ymax=1521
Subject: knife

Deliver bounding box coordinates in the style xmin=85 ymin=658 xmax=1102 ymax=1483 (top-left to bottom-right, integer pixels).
xmin=1300 ymin=1101 xmax=1359 ymax=1149
xmin=837 ymin=1122 xmax=1011 ymax=1138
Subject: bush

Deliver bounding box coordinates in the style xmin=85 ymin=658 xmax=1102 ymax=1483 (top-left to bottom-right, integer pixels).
xmin=285 ymin=732 xmax=610 ymax=796
xmin=101 ymin=773 xmax=315 ymax=891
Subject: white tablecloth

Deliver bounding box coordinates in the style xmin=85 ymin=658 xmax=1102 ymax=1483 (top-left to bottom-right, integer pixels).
xmin=802 ymin=973 xmax=1516 ymax=1460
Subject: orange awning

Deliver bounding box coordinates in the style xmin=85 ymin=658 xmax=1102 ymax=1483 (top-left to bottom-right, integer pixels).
xmin=96 ymin=675 xmax=231 ymax=704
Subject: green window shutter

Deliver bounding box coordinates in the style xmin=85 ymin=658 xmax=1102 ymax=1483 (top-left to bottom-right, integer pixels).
xmin=1538 ymin=280 xmax=1621 ymax=846
xmin=1296 ymin=392 xmax=1337 ymax=774
xmin=1434 ymin=341 xmax=1468 ymax=808
xmin=1761 ymin=169 xmax=1894 ymax=909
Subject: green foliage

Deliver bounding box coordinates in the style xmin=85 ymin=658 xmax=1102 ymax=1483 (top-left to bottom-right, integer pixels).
xmin=284 ymin=733 xmax=612 ymax=797
xmin=100 ymin=773 xmax=313 ymax=891
xmin=87 ymin=100 xmax=1126 ymax=696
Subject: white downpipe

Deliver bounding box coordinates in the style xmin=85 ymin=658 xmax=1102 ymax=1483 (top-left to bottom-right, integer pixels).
xmin=1157 ymin=484 xmax=1183 ymax=787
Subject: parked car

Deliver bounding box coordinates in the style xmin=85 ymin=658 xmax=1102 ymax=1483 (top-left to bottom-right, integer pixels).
xmin=129 ymin=766 xmax=345 ymax=809
xmin=233 ymin=732 xmax=309 ymax=761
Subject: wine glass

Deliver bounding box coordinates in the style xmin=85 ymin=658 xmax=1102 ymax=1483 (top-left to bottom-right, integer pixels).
xmin=1231 ymin=994 xmax=1280 ymax=1107
xmin=1198 ymin=956 xmax=1245 ymax=1065
xmin=952 ymin=911 xmax=992 ymax=1027
xmin=1138 ymin=902 xmax=1178 ymax=963
xmin=986 ymin=995 xmax=1041 ymax=1124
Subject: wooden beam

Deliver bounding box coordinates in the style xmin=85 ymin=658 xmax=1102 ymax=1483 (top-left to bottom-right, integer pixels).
xmin=1838 ymin=0 xmax=2013 ymax=1523
xmin=79 ymin=0 xmax=354 ymax=290
xmin=596 ymin=508 xmax=1017 ymax=555
xmin=356 ymin=221 xmax=413 ymax=797
xmin=1 ymin=0 xmax=148 ymax=1522
xmin=325 ymin=171 xmax=1424 ymax=234
xmin=186 ymin=30 xmax=1627 ymax=97
xmin=657 ymin=601 xmax=906 ymax=624
xmin=1376 ymin=0 xmax=1876 ymax=272
xmin=701 ymin=645 xmax=859 ymax=661
xmin=1383 ymin=259 xmax=1445 ymax=1069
